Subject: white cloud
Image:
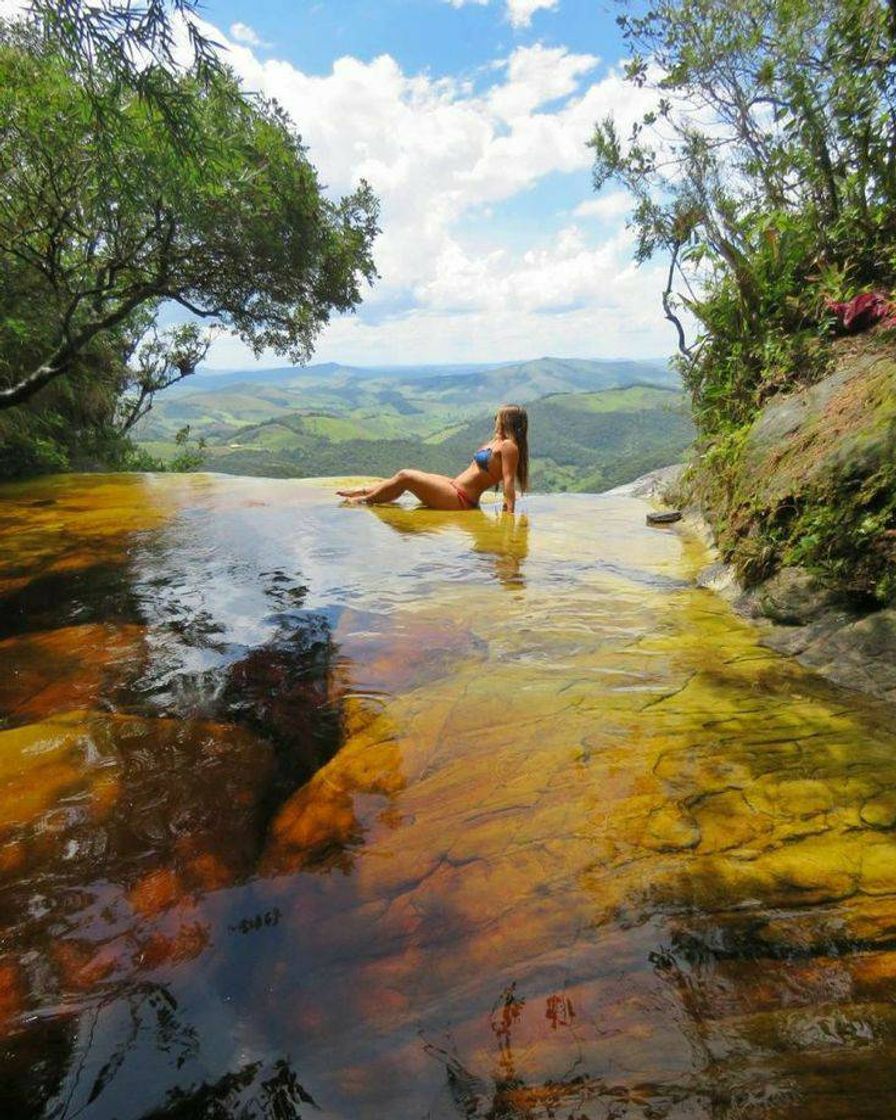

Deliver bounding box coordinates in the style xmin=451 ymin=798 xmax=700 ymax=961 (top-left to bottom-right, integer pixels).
xmin=505 ymin=0 xmax=559 ymax=28
xmin=488 ymin=43 xmax=598 ymax=120
xmin=228 ymin=22 xmax=269 ymax=48
xmin=442 ymin=0 xmax=558 ymax=26
xmin=573 ymin=191 xmax=633 ymax=221
xmin=1 ymin=0 xmax=683 ymax=363
xmin=203 ymin=220 xmax=678 ymax=368
xmin=183 ymin=17 xmax=678 ymax=363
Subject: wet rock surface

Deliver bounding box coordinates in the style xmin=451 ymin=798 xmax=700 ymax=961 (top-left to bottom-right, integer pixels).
xmin=1 ymin=474 xmax=896 ymax=1118
xmin=752 ymin=566 xmax=847 ymax=626
xmin=717 ymin=563 xmax=896 ymax=704
xmin=659 ymin=341 xmax=896 ymax=704
xmin=743 ymin=347 xmax=896 ymax=507
xmin=643 ymin=496 xmax=896 ymax=705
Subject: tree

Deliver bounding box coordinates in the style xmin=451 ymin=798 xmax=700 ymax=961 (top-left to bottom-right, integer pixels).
xmin=589 ymin=0 xmax=896 ymax=601
xmin=28 ymin=0 xmax=225 ymax=147
xmin=0 ymin=26 xmax=379 ymax=412
xmin=116 ymin=321 xmax=213 ymax=435
xmin=590 ymin=0 xmax=896 ymax=427
xmin=30 ymin=0 xmax=220 ymax=81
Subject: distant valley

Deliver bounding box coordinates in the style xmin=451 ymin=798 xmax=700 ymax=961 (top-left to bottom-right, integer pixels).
xmin=137 ymin=357 xmax=694 ymax=493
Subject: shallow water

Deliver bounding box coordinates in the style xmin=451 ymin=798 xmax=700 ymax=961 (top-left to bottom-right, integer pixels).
xmin=1 ymin=473 xmax=896 ymax=1119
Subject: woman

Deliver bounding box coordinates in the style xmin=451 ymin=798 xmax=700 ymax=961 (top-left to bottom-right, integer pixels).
xmin=337 ymin=403 xmax=529 ymax=513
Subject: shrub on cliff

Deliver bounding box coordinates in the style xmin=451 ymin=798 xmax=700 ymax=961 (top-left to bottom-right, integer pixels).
xmin=591 ymin=0 xmax=896 ymax=432
xmin=592 ymin=0 xmax=896 ymax=601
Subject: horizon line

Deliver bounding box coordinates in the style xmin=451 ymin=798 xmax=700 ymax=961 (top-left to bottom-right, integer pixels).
xmin=196 ymin=354 xmax=675 ymax=374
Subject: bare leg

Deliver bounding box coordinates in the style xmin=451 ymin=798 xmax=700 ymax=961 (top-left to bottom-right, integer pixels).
xmin=348 ymin=469 xmax=470 ymax=510
xmin=336 ymin=484 xmax=375 ymax=497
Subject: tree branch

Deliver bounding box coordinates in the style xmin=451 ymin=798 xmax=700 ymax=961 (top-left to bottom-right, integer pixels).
xmin=662 ymin=241 xmax=692 ymax=360
xmin=0 ymin=289 xmax=152 ymax=409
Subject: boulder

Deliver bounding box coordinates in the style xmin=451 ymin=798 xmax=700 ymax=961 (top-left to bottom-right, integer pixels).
xmin=753 ymin=566 xmax=841 ymax=626
xmin=796 ymin=609 xmax=896 ymax=700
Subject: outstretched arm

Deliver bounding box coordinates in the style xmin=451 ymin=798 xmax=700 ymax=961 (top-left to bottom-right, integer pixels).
xmin=501 ymin=441 xmax=519 ymax=513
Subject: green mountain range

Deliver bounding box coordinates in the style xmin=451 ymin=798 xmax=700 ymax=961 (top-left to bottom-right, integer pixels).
xmin=137 ymin=357 xmax=694 ymax=493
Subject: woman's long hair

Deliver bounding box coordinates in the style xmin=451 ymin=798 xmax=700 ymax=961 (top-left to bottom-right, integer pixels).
xmin=496 ymin=404 xmax=529 ymax=492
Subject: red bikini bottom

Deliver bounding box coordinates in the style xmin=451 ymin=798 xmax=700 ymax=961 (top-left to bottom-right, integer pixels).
xmin=449 ymin=481 xmax=478 ymax=509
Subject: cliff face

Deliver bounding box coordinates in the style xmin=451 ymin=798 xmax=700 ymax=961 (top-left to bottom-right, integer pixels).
xmin=745 ymin=346 xmax=896 ymax=522
xmin=677 ymin=335 xmax=896 ymax=701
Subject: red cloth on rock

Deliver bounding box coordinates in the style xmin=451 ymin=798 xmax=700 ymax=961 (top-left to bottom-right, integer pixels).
xmin=825 ymin=291 xmax=896 ymax=332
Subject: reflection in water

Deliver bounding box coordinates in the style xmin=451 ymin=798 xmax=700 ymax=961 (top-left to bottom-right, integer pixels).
xmin=143 ymin=1057 xmax=319 ymax=1119
xmin=2 ymin=475 xmax=896 ymax=1118
xmin=423 ymin=981 xmax=623 ymax=1118
xmin=371 ymin=504 xmax=530 ymax=589
xmin=0 ymin=477 xmax=360 ymax=1117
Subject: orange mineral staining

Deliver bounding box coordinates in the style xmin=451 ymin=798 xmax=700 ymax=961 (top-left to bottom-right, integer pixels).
xmin=263 ymin=784 xmax=359 ymax=874
xmin=136 ymin=922 xmax=210 ymax=970
xmin=0 ymin=625 xmax=144 ymax=725
xmin=88 ymin=772 xmax=122 ymax=819
xmin=52 ymin=940 xmax=116 ymax=993
xmin=0 ymin=840 xmax=25 ymax=873
xmin=261 ymin=707 xmax=404 ymax=874
xmin=183 ymin=852 xmax=234 ymax=893
xmin=128 ymin=867 xmax=186 ymax=918
xmin=0 ymin=959 xmax=25 ymax=1036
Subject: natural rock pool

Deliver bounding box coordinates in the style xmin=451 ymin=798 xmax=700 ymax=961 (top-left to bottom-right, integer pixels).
xmin=2 ymin=473 xmax=896 ymax=1119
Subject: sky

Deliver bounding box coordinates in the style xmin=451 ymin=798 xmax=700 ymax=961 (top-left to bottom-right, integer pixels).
xmin=0 ymin=0 xmax=678 ymax=369
xmin=174 ymin=0 xmax=679 ymax=369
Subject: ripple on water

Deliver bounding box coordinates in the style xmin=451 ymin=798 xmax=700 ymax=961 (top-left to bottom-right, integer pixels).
xmin=1 ymin=474 xmax=896 ymax=1118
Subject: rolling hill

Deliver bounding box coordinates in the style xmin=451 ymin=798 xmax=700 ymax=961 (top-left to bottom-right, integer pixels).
xmin=136 ymin=360 xmax=694 ymax=493
xmin=136 ymin=356 xmax=679 ymax=446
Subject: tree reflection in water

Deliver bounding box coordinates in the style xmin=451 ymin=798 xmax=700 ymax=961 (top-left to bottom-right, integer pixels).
xmin=143 ymin=1057 xmax=318 ymax=1120
xmin=421 ymin=980 xmax=622 ymax=1120
xmin=4 ymin=978 xmax=316 ymax=1120
xmin=0 ymin=527 xmax=356 ymax=1116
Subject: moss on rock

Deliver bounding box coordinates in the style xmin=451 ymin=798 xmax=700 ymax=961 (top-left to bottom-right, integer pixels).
xmin=682 ymin=336 xmax=896 ymax=604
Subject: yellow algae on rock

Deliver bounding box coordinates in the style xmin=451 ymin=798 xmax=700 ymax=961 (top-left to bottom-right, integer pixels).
xmin=860 ymin=841 xmax=896 ymax=895
xmin=642 ymin=804 xmax=702 ymax=851
xmin=758 ymin=834 xmax=859 ymax=900
xmin=0 ymin=713 xmax=91 ymax=828
xmin=0 ymin=474 xmax=175 ymax=596
xmin=691 ymin=787 xmax=769 ymax=853
xmin=861 ymin=793 xmax=896 ymax=830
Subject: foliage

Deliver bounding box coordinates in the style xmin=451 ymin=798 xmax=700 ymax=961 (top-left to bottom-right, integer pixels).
xmin=28 ymin=0 xmax=224 ymax=150
xmin=117 ymin=323 xmax=213 ymax=435
xmin=31 ymin=1 xmax=220 ymax=83
xmin=0 ymin=322 xmax=139 ymax=478
xmin=591 ymin=0 xmax=896 ymax=432
xmin=0 ymin=24 xmax=378 ymax=414
xmin=672 ymin=341 xmax=896 ymax=602
xmin=593 ymin=0 xmax=896 ymax=600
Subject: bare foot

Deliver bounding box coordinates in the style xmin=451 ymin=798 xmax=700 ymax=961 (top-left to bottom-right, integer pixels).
xmin=336 ymin=487 xmax=371 ymax=498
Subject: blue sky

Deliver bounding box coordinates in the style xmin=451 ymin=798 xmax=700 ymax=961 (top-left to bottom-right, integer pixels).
xmin=186 ymin=0 xmax=674 ymax=368
xmin=201 ymin=1 xmax=628 ymax=79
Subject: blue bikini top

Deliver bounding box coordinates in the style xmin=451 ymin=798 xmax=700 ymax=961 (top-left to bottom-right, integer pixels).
xmin=474 ymin=447 xmax=492 ymax=470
